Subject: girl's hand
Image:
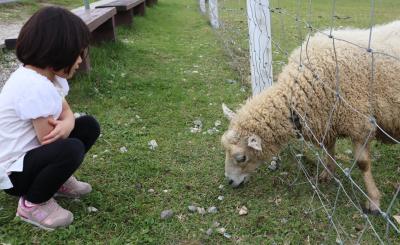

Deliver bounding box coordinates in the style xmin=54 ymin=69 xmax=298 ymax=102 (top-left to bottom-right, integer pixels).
xmin=41 ymin=118 xmax=74 ymax=145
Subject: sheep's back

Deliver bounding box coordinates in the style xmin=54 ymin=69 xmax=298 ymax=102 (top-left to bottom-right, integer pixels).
xmin=282 ymin=21 xmax=400 ymax=143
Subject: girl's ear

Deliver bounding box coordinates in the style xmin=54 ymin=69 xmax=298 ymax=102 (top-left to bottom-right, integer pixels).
xmin=52 ymin=68 xmax=68 ymax=79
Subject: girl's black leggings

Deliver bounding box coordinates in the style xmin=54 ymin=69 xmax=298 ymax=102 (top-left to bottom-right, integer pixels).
xmin=4 ymin=115 xmax=100 ymax=204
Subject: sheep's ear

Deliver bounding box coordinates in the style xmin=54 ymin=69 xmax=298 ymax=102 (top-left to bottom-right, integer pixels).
xmin=248 ymin=134 xmax=262 ymax=151
xmin=222 ymin=103 xmax=236 ymax=121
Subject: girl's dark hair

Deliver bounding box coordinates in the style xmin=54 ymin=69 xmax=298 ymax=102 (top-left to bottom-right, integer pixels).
xmin=16 ymin=6 xmax=90 ymax=73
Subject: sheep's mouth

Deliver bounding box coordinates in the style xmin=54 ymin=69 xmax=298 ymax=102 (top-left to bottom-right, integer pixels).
xmin=230 ymin=180 xmax=245 ymax=188
xmin=228 ymin=176 xmax=249 ymax=188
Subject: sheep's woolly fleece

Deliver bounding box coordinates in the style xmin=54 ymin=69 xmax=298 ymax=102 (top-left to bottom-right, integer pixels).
xmin=228 ymin=20 xmax=400 ymax=159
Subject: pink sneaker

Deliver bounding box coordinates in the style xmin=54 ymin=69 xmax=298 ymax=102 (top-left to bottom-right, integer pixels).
xmin=16 ymin=197 xmax=73 ymax=231
xmin=55 ymin=176 xmax=92 ymax=198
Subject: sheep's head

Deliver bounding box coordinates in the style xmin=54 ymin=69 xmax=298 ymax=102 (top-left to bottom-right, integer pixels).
xmin=221 ymin=104 xmax=265 ymax=188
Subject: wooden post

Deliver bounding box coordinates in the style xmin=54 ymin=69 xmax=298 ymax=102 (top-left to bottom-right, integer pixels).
xmin=199 ymin=0 xmax=206 ymax=14
xmin=247 ymin=0 xmax=273 ymax=95
xmin=209 ymin=0 xmax=219 ymax=29
xmin=133 ymin=2 xmax=146 ymax=16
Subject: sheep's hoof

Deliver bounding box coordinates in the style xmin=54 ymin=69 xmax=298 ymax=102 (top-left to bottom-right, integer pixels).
xmin=318 ymin=169 xmax=333 ymax=182
xmin=362 ymin=201 xmax=381 ymax=216
xmin=362 ymin=206 xmax=380 ymax=216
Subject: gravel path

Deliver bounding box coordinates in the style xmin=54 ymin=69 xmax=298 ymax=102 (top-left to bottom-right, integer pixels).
xmin=0 ymin=22 xmax=22 ymax=48
xmin=0 ymin=51 xmax=19 ymax=91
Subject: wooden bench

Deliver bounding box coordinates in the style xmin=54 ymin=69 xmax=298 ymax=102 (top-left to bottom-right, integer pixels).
xmin=145 ymin=0 xmax=158 ymax=7
xmin=4 ymin=39 xmax=17 ymax=49
xmin=95 ymin=0 xmax=146 ymax=27
xmin=72 ymin=7 xmax=117 ymax=44
xmin=4 ymin=7 xmax=118 ymax=48
xmin=71 ymin=7 xmax=117 ymax=71
xmin=4 ymin=8 xmax=117 ymax=73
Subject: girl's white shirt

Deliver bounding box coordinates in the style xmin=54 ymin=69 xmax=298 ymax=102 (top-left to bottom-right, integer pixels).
xmin=0 ymin=66 xmax=69 ymax=189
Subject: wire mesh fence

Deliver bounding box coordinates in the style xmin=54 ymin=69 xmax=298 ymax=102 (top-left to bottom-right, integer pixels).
xmin=202 ymin=0 xmax=400 ymax=243
xmin=213 ymin=0 xmax=250 ymax=84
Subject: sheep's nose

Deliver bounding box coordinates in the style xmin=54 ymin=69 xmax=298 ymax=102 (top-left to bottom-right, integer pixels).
xmin=228 ymin=180 xmax=234 ymax=185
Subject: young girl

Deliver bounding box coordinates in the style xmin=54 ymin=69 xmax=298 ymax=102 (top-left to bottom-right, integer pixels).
xmin=0 ymin=6 xmax=100 ymax=230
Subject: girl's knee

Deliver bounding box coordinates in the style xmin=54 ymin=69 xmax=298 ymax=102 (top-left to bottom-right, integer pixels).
xmin=61 ymin=138 xmax=85 ymax=163
xmin=89 ymin=116 xmax=101 ymax=139
xmin=77 ymin=115 xmax=101 ymax=138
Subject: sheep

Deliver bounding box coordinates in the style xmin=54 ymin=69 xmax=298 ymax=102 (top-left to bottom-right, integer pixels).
xmin=221 ymin=20 xmax=400 ymax=214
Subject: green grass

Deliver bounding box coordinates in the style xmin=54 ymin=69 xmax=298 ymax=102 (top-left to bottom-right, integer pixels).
xmin=0 ymin=0 xmax=400 ymax=244
xmin=0 ymin=0 xmax=84 ymax=23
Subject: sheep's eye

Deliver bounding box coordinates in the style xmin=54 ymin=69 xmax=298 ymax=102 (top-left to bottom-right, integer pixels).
xmin=234 ymin=154 xmax=247 ymax=163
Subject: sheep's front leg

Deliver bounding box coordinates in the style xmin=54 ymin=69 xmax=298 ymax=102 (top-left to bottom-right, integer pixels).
xmin=319 ymin=140 xmax=337 ymax=182
xmin=354 ymin=142 xmax=381 ymax=214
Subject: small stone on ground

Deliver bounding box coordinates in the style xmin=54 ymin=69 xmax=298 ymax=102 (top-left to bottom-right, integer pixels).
xmin=188 ymin=205 xmax=197 ymax=212
xmin=238 ymin=206 xmax=248 ymax=216
xmin=207 ymin=206 xmax=218 ymax=213
xmin=161 ymin=209 xmax=174 ymax=219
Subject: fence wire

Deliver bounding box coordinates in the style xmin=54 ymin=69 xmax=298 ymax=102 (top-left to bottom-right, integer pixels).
xmin=204 ymin=0 xmax=400 ymax=243
xmin=214 ymin=0 xmax=250 ymax=83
